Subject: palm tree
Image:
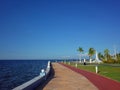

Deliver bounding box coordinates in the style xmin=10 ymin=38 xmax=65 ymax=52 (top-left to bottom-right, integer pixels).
xmin=104 ymin=49 xmax=109 ymax=61
xmin=77 ymin=47 xmax=84 ymax=62
xmin=98 ymin=52 xmax=104 ymax=60
xmin=88 ymin=48 xmax=95 ymax=63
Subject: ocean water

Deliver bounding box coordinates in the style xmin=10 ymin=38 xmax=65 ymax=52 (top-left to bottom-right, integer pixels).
xmin=0 ymin=60 xmax=50 ymax=90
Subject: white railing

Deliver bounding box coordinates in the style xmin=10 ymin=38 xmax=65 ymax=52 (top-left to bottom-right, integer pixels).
xmin=13 ymin=61 xmax=51 ymax=90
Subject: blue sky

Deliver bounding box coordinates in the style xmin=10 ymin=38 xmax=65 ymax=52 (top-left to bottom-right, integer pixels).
xmin=0 ymin=0 xmax=120 ymax=59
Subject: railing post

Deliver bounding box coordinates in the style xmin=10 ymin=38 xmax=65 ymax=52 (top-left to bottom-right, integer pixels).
xmin=95 ymin=65 xmax=98 ymax=73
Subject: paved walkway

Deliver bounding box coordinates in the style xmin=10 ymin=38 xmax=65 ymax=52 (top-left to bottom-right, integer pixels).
xmin=61 ymin=63 xmax=120 ymax=90
xmin=39 ymin=63 xmax=98 ymax=90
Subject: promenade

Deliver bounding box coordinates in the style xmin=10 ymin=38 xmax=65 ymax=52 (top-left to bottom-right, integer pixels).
xmin=61 ymin=63 xmax=120 ymax=90
xmin=36 ymin=63 xmax=98 ymax=90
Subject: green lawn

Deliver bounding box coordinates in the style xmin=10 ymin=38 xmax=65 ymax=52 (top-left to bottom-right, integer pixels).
xmin=66 ymin=62 xmax=120 ymax=82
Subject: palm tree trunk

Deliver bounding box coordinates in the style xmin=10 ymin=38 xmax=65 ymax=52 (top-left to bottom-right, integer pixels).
xmin=79 ymin=53 xmax=82 ymax=63
xmin=90 ymin=57 xmax=92 ymax=63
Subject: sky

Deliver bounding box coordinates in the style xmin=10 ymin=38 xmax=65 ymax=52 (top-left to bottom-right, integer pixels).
xmin=0 ymin=0 xmax=120 ymax=59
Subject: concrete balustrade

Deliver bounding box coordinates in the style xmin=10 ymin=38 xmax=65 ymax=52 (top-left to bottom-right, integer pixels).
xmin=13 ymin=61 xmax=51 ymax=90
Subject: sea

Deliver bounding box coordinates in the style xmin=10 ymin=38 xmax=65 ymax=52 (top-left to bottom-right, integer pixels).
xmin=0 ymin=60 xmax=57 ymax=90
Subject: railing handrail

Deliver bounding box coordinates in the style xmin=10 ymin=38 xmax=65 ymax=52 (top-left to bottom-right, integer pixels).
xmin=12 ymin=61 xmax=51 ymax=90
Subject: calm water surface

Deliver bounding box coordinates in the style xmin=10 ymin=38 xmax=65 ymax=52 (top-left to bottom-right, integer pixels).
xmin=0 ymin=60 xmax=49 ymax=90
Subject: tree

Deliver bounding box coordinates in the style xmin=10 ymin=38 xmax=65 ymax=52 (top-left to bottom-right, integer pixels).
xmin=98 ymin=52 xmax=104 ymax=60
xmin=88 ymin=48 xmax=95 ymax=63
xmin=104 ymin=49 xmax=110 ymax=61
xmin=117 ymin=53 xmax=120 ymax=60
xmin=117 ymin=53 xmax=120 ymax=63
xmin=77 ymin=47 xmax=84 ymax=62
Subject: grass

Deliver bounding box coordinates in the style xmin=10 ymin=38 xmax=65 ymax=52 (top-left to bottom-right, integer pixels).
xmin=66 ymin=62 xmax=120 ymax=82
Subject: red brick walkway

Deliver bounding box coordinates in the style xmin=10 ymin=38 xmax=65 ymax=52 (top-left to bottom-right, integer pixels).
xmin=60 ymin=63 xmax=120 ymax=90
